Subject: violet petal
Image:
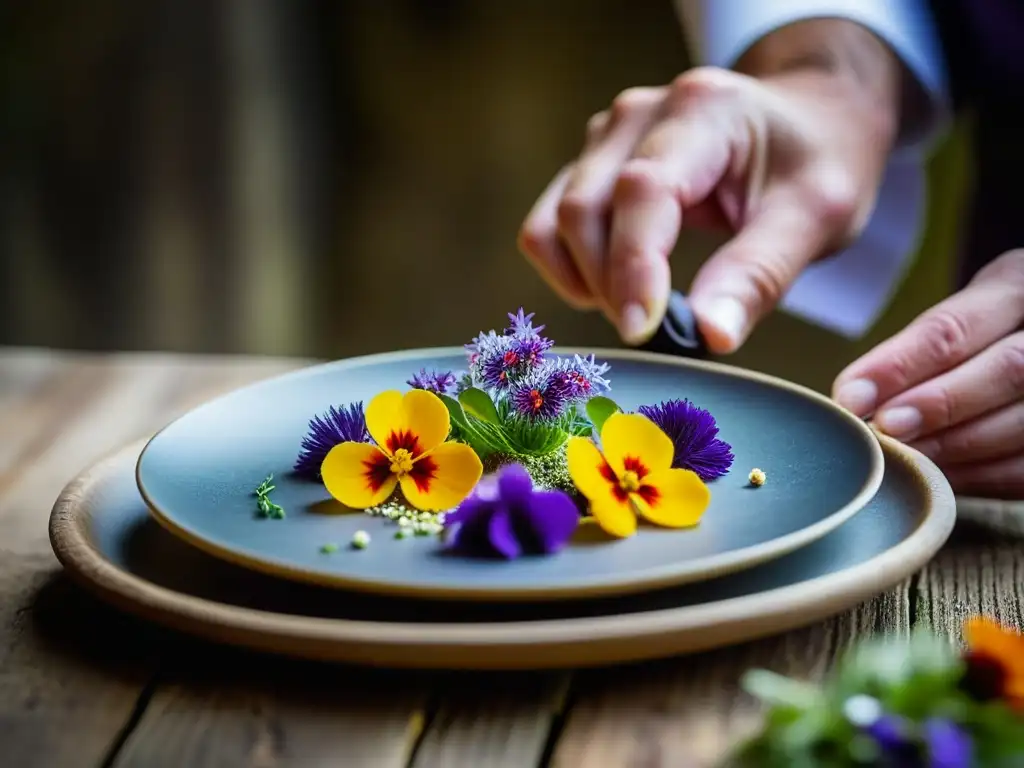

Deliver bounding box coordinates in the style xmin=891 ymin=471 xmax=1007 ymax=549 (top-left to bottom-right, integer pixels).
xmin=497 ymin=463 xmax=534 ymax=505
xmin=487 ymin=507 xmax=522 ymax=559
xmin=518 ymin=490 xmax=580 ymax=554
xmin=924 ymin=719 xmax=973 ymax=768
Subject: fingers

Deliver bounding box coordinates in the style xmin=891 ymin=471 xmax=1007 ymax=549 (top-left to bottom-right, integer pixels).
xmin=833 ymin=251 xmax=1024 ymax=417
xmin=603 ymin=102 xmax=737 ymax=343
xmin=862 ymin=332 xmax=1024 ymax=442
xmin=686 ymin=187 xmax=834 ymax=353
xmin=942 ymin=454 xmax=1024 ymax=499
xmin=518 ymin=165 xmax=596 ymax=309
xmin=911 ymin=400 xmax=1024 ymax=465
xmin=557 ymin=87 xmax=664 ymax=316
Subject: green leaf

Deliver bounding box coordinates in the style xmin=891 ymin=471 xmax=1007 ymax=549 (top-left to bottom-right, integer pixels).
xmin=585 ymin=396 xmax=621 ymax=434
xmin=742 ymin=669 xmax=823 ymax=710
xmin=439 ymin=394 xmax=471 ymax=430
xmin=459 ymin=387 xmax=501 ymax=424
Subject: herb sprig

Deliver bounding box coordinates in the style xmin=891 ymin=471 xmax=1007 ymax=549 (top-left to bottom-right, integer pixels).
xmin=254 ymin=474 xmax=286 ymax=519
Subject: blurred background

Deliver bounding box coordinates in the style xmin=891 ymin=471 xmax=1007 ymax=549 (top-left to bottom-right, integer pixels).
xmin=0 ymin=0 xmax=969 ymax=393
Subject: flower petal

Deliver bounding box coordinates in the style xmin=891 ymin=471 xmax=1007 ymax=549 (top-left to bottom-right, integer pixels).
xmin=600 ymin=412 xmax=674 ymax=475
xmin=364 ymin=390 xmax=403 ymax=451
xmin=497 ymin=463 xmax=534 ymax=504
xmin=632 ymin=467 xmax=710 ymax=528
xmin=365 ymin=388 xmax=451 ymax=456
xmin=589 ymin=497 xmax=638 ymax=538
xmin=321 ymin=441 xmax=397 ymax=509
xmin=519 ymin=490 xmax=580 ymax=553
xmin=567 ymin=436 xmax=617 ymax=500
xmin=399 ymin=441 xmax=483 ymax=511
xmin=488 ymin=507 xmax=522 ymax=559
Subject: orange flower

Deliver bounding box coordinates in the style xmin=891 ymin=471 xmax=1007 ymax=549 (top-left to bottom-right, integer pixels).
xmin=963 ymin=617 xmax=1024 ymax=709
xmin=321 ymin=389 xmax=482 ymax=511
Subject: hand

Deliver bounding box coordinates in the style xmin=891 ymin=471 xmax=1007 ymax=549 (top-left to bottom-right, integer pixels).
xmin=834 ymin=250 xmax=1024 ymax=498
xmin=517 ymin=53 xmax=898 ymax=352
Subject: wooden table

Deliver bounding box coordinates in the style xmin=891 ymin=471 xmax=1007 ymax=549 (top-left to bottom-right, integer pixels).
xmin=2 ymin=348 xmax=1022 ymax=768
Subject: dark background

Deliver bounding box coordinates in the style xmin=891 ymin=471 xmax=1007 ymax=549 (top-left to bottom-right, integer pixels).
xmin=0 ymin=1 xmax=968 ymax=393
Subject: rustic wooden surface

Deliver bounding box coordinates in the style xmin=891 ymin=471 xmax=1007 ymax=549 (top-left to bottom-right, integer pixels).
xmin=1 ymin=347 xmax=1021 ymax=768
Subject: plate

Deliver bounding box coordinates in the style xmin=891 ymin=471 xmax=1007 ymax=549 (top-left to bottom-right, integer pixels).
xmin=135 ymin=348 xmax=884 ymax=601
xmin=55 ymin=437 xmax=951 ymax=669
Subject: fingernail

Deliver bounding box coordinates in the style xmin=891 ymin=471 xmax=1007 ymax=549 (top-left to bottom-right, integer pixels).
xmin=619 ymin=302 xmax=653 ymax=345
xmin=834 ymin=379 xmax=878 ymax=417
xmin=875 ymin=406 xmax=923 ymax=440
xmin=698 ymin=296 xmax=748 ymax=351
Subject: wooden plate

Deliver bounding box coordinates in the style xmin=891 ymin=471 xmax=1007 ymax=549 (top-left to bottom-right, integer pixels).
xmin=51 ymin=437 xmax=952 ymax=670
xmin=134 ymin=348 xmax=884 ymax=601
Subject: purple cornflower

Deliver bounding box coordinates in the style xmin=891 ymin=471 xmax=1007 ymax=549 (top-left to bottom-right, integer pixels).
xmin=549 ymin=354 xmax=611 ymax=400
xmin=294 ymin=402 xmax=369 ymax=480
xmin=923 ymin=719 xmax=973 ymax=768
xmin=505 ymin=307 xmax=554 ymax=367
xmin=443 ymin=463 xmax=579 ymax=558
xmin=407 ymin=368 xmax=458 ymax=396
xmin=509 ymin=367 xmax=571 ymax=421
xmin=466 ymin=330 xmax=519 ymax=390
xmin=637 ymin=399 xmax=733 ymax=481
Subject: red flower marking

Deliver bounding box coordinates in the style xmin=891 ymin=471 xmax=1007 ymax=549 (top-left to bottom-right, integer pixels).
xmin=385 ymin=429 xmax=423 ymax=456
xmin=529 ymin=389 xmax=544 ymax=412
xmin=362 ymin=452 xmax=393 ymax=492
xmin=599 ymin=455 xmax=656 ymax=503
xmin=503 ymin=350 xmax=520 ymax=366
xmin=407 ymin=454 xmax=439 ymax=493
xmin=622 ymin=456 xmax=650 ymax=480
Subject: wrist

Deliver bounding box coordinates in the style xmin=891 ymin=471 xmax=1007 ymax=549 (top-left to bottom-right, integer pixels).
xmin=735 ymin=19 xmax=903 ymax=148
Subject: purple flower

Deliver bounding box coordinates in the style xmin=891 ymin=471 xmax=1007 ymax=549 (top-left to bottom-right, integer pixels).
xmin=443 ymin=463 xmax=579 ymax=558
xmin=505 ymin=307 xmax=554 ymax=366
xmin=509 ymin=368 xmax=571 ymax=421
xmin=549 ymin=354 xmax=611 ymax=400
xmin=294 ymin=402 xmax=369 ymax=479
xmin=408 ymin=368 xmax=458 ymax=396
xmin=637 ymin=399 xmax=734 ymax=481
xmin=923 ymin=719 xmax=973 ymax=768
xmin=466 ymin=330 xmax=520 ymax=390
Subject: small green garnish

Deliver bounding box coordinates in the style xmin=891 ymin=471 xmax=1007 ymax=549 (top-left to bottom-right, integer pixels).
xmin=351 ymin=530 xmax=370 ymax=549
xmin=254 ymin=474 xmax=286 ymax=519
xmin=320 ymin=543 xmax=339 ymax=554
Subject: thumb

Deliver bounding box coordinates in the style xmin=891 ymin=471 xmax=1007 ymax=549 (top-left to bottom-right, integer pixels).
xmin=688 ymin=192 xmax=833 ymax=354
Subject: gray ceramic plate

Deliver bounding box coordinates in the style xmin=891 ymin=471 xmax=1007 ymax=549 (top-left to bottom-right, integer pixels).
xmin=53 ymin=437 xmax=951 ymax=669
xmin=135 ymin=348 xmax=884 ymax=601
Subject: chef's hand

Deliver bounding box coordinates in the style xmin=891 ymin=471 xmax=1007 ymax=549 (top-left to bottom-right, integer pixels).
xmin=834 ymin=250 xmax=1024 ymax=498
xmin=517 ymin=19 xmax=903 ymax=353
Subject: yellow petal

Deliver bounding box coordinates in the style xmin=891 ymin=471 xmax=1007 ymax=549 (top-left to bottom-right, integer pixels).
xmin=566 ymin=436 xmax=618 ymax=500
xmin=365 ymin=388 xmax=451 ymax=457
xmin=364 ymin=390 xmax=403 ymax=451
xmin=632 ymin=467 xmax=710 ymax=528
xmin=589 ymin=498 xmax=638 ymax=538
xmin=600 ymin=412 xmax=675 ymax=475
xmin=399 ymin=441 xmax=483 ymax=511
xmin=321 ymin=441 xmax=397 ymax=509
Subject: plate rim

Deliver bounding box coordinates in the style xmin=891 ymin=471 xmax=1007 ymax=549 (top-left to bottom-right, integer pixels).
xmin=55 ymin=436 xmax=952 ymax=669
xmin=134 ymin=347 xmax=886 ymax=601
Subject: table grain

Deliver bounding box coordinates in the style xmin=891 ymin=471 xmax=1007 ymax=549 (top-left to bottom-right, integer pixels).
xmin=1 ymin=347 xmax=1021 ymax=768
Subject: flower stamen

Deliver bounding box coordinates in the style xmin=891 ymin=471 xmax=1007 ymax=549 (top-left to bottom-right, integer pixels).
xmin=619 ymin=470 xmax=640 ymax=493
xmin=390 ymin=448 xmax=415 ymax=475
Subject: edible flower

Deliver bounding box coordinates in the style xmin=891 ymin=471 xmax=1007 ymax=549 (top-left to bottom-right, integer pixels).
xmin=321 ymin=389 xmax=482 ymax=511
xmin=294 ymin=402 xmax=369 ymax=480
xmin=443 ymin=463 xmax=579 ymax=558
xmin=407 ymin=368 xmax=459 ymax=396
xmin=963 ymin=617 xmax=1024 ymax=709
xmin=637 ymin=398 xmax=733 ymax=481
xmin=566 ymin=412 xmax=710 ymax=537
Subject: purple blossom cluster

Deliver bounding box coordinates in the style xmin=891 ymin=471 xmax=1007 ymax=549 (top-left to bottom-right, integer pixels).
xmin=464 ymin=309 xmax=610 ymax=421
xmin=844 ymin=695 xmax=973 ymax=768
xmin=407 ymin=368 xmax=459 ymax=396
xmin=293 ymin=402 xmax=370 ymax=480
xmin=637 ymin=399 xmax=733 ymax=481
